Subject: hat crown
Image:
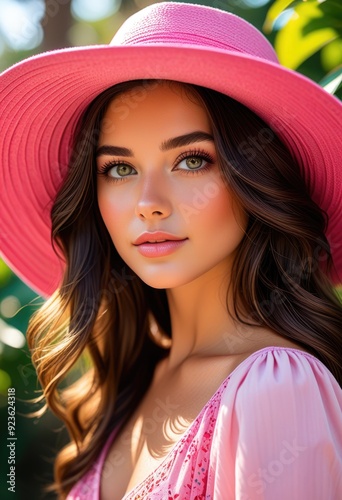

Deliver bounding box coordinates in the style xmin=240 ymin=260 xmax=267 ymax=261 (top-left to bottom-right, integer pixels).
xmin=111 ymin=2 xmax=278 ymax=64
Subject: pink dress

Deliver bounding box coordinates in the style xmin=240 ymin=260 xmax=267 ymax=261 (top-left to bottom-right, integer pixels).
xmin=67 ymin=347 xmax=342 ymax=499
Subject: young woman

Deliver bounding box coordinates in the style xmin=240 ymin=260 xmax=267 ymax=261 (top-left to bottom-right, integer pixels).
xmin=0 ymin=3 xmax=341 ymax=499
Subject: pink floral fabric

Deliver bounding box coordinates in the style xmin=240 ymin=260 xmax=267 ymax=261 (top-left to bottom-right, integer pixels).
xmin=67 ymin=347 xmax=342 ymax=499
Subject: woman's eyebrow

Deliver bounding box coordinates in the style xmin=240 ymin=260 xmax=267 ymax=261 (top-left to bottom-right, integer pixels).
xmin=160 ymin=131 xmax=214 ymax=151
xmin=96 ymin=131 xmax=214 ymax=157
xmin=96 ymin=145 xmax=132 ymax=157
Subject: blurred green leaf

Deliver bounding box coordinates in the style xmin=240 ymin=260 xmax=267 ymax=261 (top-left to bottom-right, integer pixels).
xmin=0 ymin=259 xmax=12 ymax=285
xmin=319 ymin=66 xmax=342 ymax=94
xmin=0 ymin=368 xmax=11 ymax=394
xmin=275 ymin=1 xmax=339 ymax=68
xmin=263 ymin=0 xmax=300 ymax=33
xmin=321 ymin=38 xmax=342 ymax=71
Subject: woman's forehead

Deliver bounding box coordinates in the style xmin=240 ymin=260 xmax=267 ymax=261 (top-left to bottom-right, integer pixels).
xmin=98 ymin=81 xmax=212 ymax=146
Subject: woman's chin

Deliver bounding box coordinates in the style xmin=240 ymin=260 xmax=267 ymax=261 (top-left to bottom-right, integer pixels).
xmin=132 ymin=268 xmax=195 ymax=290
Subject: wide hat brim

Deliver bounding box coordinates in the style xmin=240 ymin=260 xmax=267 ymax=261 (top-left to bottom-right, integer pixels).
xmin=1 ymin=43 xmax=341 ymax=296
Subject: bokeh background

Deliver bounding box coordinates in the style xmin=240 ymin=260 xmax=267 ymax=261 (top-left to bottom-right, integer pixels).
xmin=0 ymin=0 xmax=341 ymax=498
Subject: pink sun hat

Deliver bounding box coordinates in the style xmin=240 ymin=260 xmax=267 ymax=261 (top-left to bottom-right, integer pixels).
xmin=0 ymin=1 xmax=341 ymax=297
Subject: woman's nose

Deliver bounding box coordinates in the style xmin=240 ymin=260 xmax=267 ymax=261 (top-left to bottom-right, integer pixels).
xmin=135 ymin=172 xmax=172 ymax=220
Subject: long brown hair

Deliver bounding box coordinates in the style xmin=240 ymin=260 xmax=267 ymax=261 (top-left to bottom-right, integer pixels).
xmin=26 ymin=79 xmax=342 ymax=498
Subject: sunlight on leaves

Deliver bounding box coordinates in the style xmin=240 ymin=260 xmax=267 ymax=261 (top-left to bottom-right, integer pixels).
xmin=71 ymin=0 xmax=121 ymax=22
xmin=0 ymin=259 xmax=12 ymax=286
xmin=274 ymin=1 xmax=339 ymax=68
xmin=321 ymin=39 xmax=342 ymax=72
xmin=263 ymin=0 xmax=300 ymax=32
xmin=0 ymin=0 xmax=44 ymax=50
xmin=319 ymin=67 xmax=342 ymax=94
xmin=0 ymin=318 xmax=26 ymax=349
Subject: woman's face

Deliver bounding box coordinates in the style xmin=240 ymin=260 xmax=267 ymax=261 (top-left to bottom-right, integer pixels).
xmin=96 ymin=82 xmax=247 ymax=289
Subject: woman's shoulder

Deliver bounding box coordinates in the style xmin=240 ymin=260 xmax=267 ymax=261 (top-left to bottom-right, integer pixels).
xmin=213 ymin=346 xmax=342 ymax=499
xmin=218 ymin=344 xmax=342 ymax=429
xmin=225 ymin=344 xmax=341 ymax=399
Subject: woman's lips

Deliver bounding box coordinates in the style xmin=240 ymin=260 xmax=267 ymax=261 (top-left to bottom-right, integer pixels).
xmin=135 ymin=238 xmax=188 ymax=257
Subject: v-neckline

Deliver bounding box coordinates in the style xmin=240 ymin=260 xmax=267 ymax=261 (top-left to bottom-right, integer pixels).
xmin=122 ymin=363 xmax=229 ymax=498
xmin=100 ymin=375 xmax=227 ymax=500
xmin=98 ymin=346 xmax=314 ymax=499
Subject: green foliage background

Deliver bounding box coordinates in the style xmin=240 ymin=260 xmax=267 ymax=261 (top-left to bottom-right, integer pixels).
xmin=0 ymin=1 xmax=341 ymax=499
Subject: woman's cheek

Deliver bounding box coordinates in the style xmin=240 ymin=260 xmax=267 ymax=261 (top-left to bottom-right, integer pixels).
xmin=98 ymin=188 xmax=128 ymax=238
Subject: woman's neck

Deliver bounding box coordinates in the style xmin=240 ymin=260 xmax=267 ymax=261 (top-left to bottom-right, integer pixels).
xmin=164 ymin=259 xmax=245 ymax=370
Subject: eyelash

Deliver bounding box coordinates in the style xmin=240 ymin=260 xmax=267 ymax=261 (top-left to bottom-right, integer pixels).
xmin=97 ymin=160 xmax=134 ymax=181
xmin=97 ymin=149 xmax=215 ymax=182
xmin=175 ymin=149 xmax=215 ymax=175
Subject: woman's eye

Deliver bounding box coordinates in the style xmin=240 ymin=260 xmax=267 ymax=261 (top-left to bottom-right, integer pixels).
xmin=107 ymin=164 xmax=136 ymax=178
xmin=178 ymin=156 xmax=206 ymax=170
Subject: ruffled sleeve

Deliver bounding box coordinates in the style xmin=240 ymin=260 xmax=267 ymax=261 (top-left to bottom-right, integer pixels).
xmin=211 ymin=347 xmax=342 ymax=500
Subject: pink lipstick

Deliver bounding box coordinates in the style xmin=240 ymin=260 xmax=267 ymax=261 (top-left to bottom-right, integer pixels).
xmin=133 ymin=232 xmax=188 ymax=257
